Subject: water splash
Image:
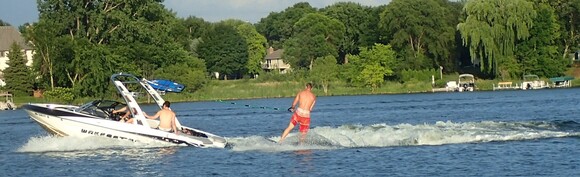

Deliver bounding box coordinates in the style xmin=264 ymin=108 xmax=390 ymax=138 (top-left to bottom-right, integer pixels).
xmin=226 ymin=135 xmax=337 ymax=152
xmin=17 ymin=135 xmax=166 ymax=153
xmin=227 ymin=120 xmax=580 ymax=152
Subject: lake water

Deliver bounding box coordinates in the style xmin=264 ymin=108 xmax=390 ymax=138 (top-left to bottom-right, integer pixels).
xmin=1 ymin=88 xmax=579 ymax=176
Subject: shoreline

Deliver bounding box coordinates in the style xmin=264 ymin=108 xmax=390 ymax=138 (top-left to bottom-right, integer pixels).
xmin=9 ymin=79 xmax=580 ymax=107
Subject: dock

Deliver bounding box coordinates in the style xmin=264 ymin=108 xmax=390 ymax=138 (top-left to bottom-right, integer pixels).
xmin=432 ymin=87 xmax=455 ymax=92
xmin=493 ymin=82 xmax=521 ymax=91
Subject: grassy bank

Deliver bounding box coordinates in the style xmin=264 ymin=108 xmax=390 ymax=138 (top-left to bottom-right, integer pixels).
xmin=11 ymin=76 xmax=580 ymax=106
xmin=164 ymin=79 xmax=436 ymax=102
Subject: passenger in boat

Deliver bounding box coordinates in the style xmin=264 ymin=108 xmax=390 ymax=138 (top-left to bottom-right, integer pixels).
xmin=279 ymin=83 xmax=316 ymax=144
xmin=113 ymin=106 xmax=133 ymax=123
xmin=145 ymin=101 xmax=178 ymax=135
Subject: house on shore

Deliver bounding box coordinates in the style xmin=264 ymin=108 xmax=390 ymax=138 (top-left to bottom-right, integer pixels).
xmin=262 ymin=47 xmax=291 ymax=74
xmin=0 ymin=26 xmax=34 ymax=86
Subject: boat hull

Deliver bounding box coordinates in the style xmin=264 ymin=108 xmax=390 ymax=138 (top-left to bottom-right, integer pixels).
xmin=23 ymin=104 xmax=226 ymax=148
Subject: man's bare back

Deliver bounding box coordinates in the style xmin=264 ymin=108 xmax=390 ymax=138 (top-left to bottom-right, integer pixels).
xmin=156 ymin=109 xmax=176 ymax=130
xmin=295 ymin=89 xmax=316 ymax=111
xmin=145 ymin=101 xmax=178 ymax=134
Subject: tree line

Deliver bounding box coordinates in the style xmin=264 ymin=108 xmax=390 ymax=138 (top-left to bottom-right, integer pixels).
xmin=1 ymin=0 xmax=578 ymax=97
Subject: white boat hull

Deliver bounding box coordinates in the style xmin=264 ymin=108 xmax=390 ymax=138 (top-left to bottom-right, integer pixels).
xmin=24 ymin=104 xmax=226 ymax=148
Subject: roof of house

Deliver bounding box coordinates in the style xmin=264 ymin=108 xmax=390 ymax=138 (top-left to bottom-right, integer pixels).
xmin=0 ymin=26 xmax=33 ymax=51
xmin=264 ymin=49 xmax=284 ymax=60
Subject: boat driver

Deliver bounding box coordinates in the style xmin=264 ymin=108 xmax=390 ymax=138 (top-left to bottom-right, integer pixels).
xmin=112 ymin=106 xmax=133 ymax=123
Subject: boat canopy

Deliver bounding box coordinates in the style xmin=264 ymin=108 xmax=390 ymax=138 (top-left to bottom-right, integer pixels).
xmin=523 ymin=74 xmax=540 ymax=81
xmin=549 ymin=76 xmax=574 ymax=82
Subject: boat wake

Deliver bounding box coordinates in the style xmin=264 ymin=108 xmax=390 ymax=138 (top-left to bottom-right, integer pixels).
xmin=17 ymin=135 xmax=168 ymax=153
xmin=17 ymin=120 xmax=579 ymax=153
xmin=227 ymin=120 xmax=580 ymax=152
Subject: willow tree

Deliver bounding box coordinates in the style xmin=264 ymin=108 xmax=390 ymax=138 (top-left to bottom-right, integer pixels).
xmin=457 ymin=0 xmax=536 ymax=78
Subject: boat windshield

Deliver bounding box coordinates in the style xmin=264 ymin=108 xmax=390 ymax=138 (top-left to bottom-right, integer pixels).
xmin=76 ymin=100 xmax=126 ymax=118
xmin=459 ymin=75 xmax=474 ymax=83
xmin=523 ymin=75 xmax=540 ymax=81
xmin=1 ymin=93 xmax=13 ymax=102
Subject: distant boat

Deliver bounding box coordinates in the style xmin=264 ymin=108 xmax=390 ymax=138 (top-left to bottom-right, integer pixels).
xmin=0 ymin=93 xmax=16 ymax=110
xmin=146 ymin=79 xmax=185 ymax=93
xmin=521 ymin=74 xmax=549 ymax=90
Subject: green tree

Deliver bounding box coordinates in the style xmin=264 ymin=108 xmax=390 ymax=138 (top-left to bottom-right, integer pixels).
xmin=25 ymin=20 xmax=63 ymax=90
xmin=322 ymin=2 xmax=376 ymax=63
xmin=380 ymin=0 xmax=456 ymax=70
xmin=153 ymin=55 xmax=208 ymax=93
xmin=283 ymin=13 xmax=345 ymax=69
xmin=177 ymin=16 xmax=211 ymax=57
xmin=457 ymin=0 xmax=536 ymax=78
xmin=198 ymin=22 xmax=248 ymax=79
xmin=516 ymin=1 xmax=566 ymax=78
xmin=346 ymin=44 xmax=396 ymax=91
xmin=547 ymin=0 xmax=580 ymax=60
xmin=365 ymin=5 xmax=387 ymax=45
xmin=32 ymin=0 xmax=203 ymax=97
xmin=442 ymin=0 xmax=466 ymax=73
xmin=310 ymin=55 xmax=339 ymax=94
xmin=223 ymin=20 xmax=267 ymax=78
xmin=4 ymin=43 xmax=33 ymax=95
xmin=0 ymin=19 xmax=10 ymax=26
xmin=255 ymin=2 xmax=317 ymax=48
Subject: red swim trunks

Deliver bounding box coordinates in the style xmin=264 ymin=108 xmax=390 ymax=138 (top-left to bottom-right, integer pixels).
xmin=290 ymin=112 xmax=311 ymax=133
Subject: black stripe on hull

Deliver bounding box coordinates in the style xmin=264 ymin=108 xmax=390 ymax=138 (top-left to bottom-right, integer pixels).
xmin=22 ymin=104 xmax=94 ymax=119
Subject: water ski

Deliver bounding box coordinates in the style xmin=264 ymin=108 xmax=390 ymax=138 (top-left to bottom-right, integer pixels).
xmin=266 ymin=138 xmax=278 ymax=143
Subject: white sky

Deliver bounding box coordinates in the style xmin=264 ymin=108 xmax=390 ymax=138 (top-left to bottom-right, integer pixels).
xmin=163 ymin=0 xmax=391 ymax=23
xmin=0 ymin=0 xmax=391 ymax=26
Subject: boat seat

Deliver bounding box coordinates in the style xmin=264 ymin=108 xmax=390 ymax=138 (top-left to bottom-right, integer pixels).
xmin=146 ymin=119 xmax=160 ymax=129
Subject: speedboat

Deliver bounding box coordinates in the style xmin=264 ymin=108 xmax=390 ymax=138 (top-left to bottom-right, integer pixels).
xmin=22 ymin=73 xmax=227 ymax=148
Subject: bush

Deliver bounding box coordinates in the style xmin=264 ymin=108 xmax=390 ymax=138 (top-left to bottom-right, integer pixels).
xmin=434 ymin=79 xmax=448 ymax=88
xmin=256 ymin=69 xmax=309 ymax=82
xmin=43 ymin=87 xmax=75 ymax=103
xmin=401 ymin=69 xmax=438 ymax=82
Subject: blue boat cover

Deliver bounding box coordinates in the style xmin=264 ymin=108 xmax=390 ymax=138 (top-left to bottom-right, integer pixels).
xmin=147 ymin=79 xmax=185 ymax=93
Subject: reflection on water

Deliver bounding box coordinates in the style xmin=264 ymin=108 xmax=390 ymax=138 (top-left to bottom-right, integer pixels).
xmin=291 ymin=149 xmax=314 ymax=175
xmin=35 ymin=146 xmax=178 ymax=160
xmin=294 ymin=149 xmax=312 ymax=164
xmin=158 ymin=147 xmax=178 ymax=156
